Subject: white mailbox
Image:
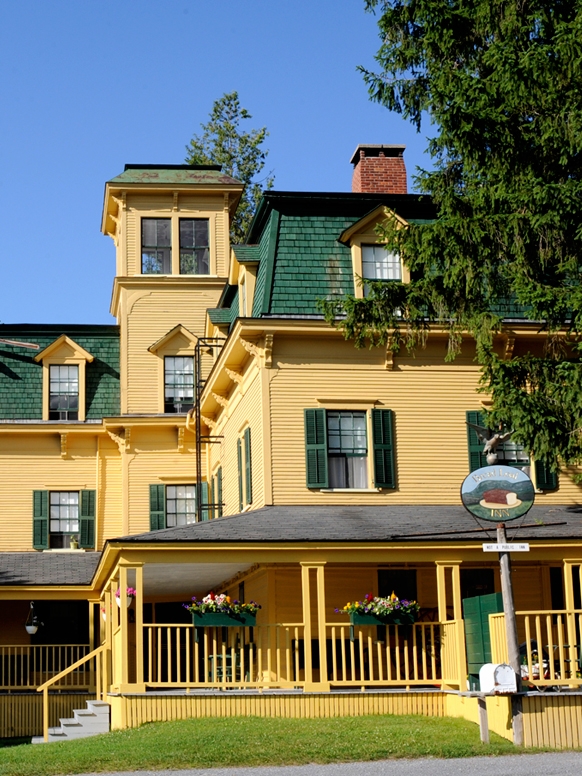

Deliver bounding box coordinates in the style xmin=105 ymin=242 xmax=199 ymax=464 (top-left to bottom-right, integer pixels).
xmin=479 ymin=663 xmax=517 ymax=694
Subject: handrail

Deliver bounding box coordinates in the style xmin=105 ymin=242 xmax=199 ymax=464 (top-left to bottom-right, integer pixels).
xmin=37 ymin=643 xmax=107 ymax=742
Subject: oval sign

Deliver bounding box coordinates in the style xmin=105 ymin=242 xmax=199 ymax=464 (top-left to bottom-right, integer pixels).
xmin=460 ymin=465 xmax=535 ymax=522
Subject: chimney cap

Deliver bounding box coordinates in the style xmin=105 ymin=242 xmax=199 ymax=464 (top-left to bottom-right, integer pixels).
xmin=350 ymin=144 xmax=406 ymax=165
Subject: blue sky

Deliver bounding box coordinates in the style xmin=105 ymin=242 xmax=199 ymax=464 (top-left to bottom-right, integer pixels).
xmin=0 ymin=1 xmax=432 ymax=325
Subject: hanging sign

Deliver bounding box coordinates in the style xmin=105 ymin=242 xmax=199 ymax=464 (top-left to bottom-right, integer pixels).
xmin=460 ymin=465 xmax=535 ymax=522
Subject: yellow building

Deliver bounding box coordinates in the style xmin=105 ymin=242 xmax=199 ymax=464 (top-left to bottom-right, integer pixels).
xmin=1 ymin=149 xmax=582 ymax=747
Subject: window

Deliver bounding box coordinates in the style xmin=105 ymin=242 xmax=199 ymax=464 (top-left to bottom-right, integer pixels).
xmin=362 ymin=245 xmax=401 ymax=295
xmin=179 ymin=219 xmax=209 ymax=274
xmin=166 ymin=485 xmax=196 ymax=527
xmin=142 ymin=218 xmax=171 ymax=274
xmin=33 ymin=490 xmax=95 ymax=550
xmin=49 ymin=365 xmax=79 ymax=421
xmin=237 ymin=428 xmax=252 ymax=512
xmin=466 ymin=410 xmax=557 ymax=490
xmin=149 ymin=483 xmax=208 ymax=530
xmin=164 ymin=356 xmax=194 ymax=413
xmin=304 ymin=408 xmax=396 ymax=489
xmin=327 ymin=411 xmax=368 ymax=488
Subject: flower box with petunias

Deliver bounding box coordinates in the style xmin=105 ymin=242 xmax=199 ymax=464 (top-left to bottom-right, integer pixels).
xmin=337 ymin=592 xmax=420 ymax=625
xmin=185 ymin=592 xmax=261 ymax=627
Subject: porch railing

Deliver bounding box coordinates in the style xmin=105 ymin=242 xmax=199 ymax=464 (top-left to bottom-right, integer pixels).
xmin=143 ymin=623 xmax=305 ymax=688
xmin=324 ymin=622 xmax=441 ymax=686
xmin=490 ymin=610 xmax=582 ymax=689
xmin=142 ymin=621 xmax=447 ymax=689
xmin=0 ymin=644 xmax=92 ymax=690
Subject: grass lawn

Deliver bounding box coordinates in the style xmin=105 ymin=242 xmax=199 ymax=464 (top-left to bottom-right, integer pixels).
xmin=0 ymin=714 xmax=524 ymax=776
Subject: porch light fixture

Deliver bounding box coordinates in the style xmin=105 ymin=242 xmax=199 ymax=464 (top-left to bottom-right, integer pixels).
xmin=25 ymin=601 xmax=43 ymax=635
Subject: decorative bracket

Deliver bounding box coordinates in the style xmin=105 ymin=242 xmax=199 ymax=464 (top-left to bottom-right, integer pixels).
xmin=107 ymin=428 xmax=131 ymax=453
xmin=173 ymin=191 xmax=179 ymax=211
xmin=240 ymin=338 xmax=260 ymax=358
xmin=212 ymin=392 xmax=229 ymax=409
xmin=177 ymin=426 xmax=185 ymax=453
xmin=225 ymin=367 xmax=243 ymax=385
xmin=385 ymin=344 xmax=394 ymax=371
xmin=264 ymin=333 xmax=274 ymax=368
xmin=201 ymin=414 xmax=217 ymax=431
xmin=60 ymin=433 xmax=68 ymax=459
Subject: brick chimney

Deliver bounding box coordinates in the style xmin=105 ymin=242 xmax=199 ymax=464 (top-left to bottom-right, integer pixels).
xmin=350 ymin=144 xmax=407 ymax=195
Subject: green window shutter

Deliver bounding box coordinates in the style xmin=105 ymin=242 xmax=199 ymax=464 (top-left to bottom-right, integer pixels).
xmin=244 ymin=427 xmax=252 ymax=505
xmin=535 ymin=461 xmax=558 ymax=491
xmin=217 ymin=467 xmax=223 ymax=517
xmin=372 ymin=409 xmax=396 ymax=489
xmin=149 ymin=484 xmax=166 ymax=531
xmin=466 ymin=411 xmax=488 ymax=472
xmin=304 ymin=408 xmax=328 ymax=488
xmin=237 ymin=438 xmax=244 ymax=512
xmin=33 ymin=490 xmax=49 ymax=550
xmin=79 ymin=490 xmax=96 ymax=549
xmin=200 ymin=481 xmax=209 ymax=521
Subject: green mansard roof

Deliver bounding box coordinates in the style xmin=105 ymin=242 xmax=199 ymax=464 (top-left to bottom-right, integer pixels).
xmin=0 ymin=325 xmax=120 ymax=421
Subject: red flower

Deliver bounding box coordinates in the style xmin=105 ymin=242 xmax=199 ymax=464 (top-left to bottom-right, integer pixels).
xmin=365 ymin=593 xmax=374 ymax=602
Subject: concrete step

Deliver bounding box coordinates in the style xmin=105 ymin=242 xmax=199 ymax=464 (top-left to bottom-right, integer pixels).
xmin=31 ymin=700 xmax=111 ymax=744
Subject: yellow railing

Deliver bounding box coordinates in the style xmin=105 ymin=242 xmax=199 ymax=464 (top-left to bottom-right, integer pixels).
xmin=439 ymin=620 xmax=465 ymax=687
xmin=143 ymin=623 xmax=305 ymax=688
xmin=490 ymin=610 xmax=582 ymax=689
xmin=324 ymin=622 xmax=441 ymax=686
xmin=0 ymin=645 xmax=92 ymax=690
xmin=142 ymin=622 xmax=445 ymax=689
xmin=37 ymin=644 xmax=107 ymax=742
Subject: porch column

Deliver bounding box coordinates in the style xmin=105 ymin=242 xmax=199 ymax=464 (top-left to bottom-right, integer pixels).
xmin=563 ymin=560 xmax=582 ymax=679
xmin=435 ymin=561 xmax=466 ymax=690
xmin=119 ymin=564 xmax=129 ymax=686
xmin=134 ymin=564 xmax=144 ymax=689
xmin=300 ymin=562 xmax=329 ymax=692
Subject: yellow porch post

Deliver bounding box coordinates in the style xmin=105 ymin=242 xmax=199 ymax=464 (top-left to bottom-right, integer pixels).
xmin=300 ymin=564 xmax=313 ymax=687
xmin=301 ymin=562 xmax=329 ymax=692
xmin=564 ymin=560 xmax=582 ymax=680
xmin=119 ymin=564 xmax=129 ymax=687
xmin=134 ymin=564 xmax=145 ymax=691
xmin=436 ymin=561 xmax=465 ymax=690
xmin=88 ymin=600 xmax=95 ymax=691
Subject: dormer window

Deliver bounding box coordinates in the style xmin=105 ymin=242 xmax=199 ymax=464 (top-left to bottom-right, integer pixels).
xmin=164 ymin=356 xmax=194 ymax=413
xmin=180 ymin=219 xmax=209 ymax=274
xmin=362 ymin=245 xmax=401 ymax=282
xmin=49 ymin=365 xmax=79 ymax=421
xmin=34 ymin=335 xmax=94 ymax=422
xmin=142 ymin=218 xmax=171 ymax=274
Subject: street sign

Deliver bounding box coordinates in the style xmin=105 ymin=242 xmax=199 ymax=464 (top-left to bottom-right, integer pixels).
xmin=482 ymin=543 xmax=530 ymax=552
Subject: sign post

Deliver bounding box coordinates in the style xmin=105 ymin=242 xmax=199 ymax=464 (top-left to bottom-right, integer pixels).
xmin=496 ymin=521 xmax=523 ymax=746
xmin=460 ymin=464 xmax=535 ymax=747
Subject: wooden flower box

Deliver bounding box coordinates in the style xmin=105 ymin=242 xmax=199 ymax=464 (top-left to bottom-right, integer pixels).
xmin=191 ymin=612 xmax=257 ymax=628
xmin=350 ymin=612 xmax=416 ymax=626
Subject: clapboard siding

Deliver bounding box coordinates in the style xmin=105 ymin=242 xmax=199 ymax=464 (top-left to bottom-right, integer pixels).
xmin=210 ymin=369 xmax=264 ymax=516
xmin=267 ymin=335 xmax=582 ymax=505
xmin=126 ymin=426 xmax=199 ymax=536
xmin=113 ymin=690 xmax=445 ymax=730
xmin=126 ymin=288 xmax=223 ymax=414
xmin=0 ymin=434 xmax=97 ymax=551
xmin=0 ymin=693 xmax=94 ymax=738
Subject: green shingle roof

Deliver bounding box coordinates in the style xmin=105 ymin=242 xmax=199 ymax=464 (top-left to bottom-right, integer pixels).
xmin=0 ymin=326 xmax=120 ymax=420
xmin=107 ymin=165 xmax=242 ymax=187
xmin=208 ymin=309 xmax=232 ymax=325
xmin=232 ymin=245 xmax=260 ymax=263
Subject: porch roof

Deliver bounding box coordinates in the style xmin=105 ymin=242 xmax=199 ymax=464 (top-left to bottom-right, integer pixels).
xmin=109 ymin=504 xmax=582 ymax=545
xmin=0 ymin=552 xmax=101 ymax=586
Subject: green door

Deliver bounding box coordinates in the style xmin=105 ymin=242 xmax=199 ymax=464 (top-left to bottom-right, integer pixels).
xmin=463 ymin=592 xmax=504 ymax=690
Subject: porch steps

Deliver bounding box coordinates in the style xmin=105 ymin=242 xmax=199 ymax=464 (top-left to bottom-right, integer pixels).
xmin=31 ymin=700 xmax=110 ymax=743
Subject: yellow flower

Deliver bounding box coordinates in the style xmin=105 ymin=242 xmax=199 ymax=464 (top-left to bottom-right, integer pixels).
xmin=226 ymin=596 xmax=231 ymax=603
xmin=390 ymin=591 xmax=398 ymax=601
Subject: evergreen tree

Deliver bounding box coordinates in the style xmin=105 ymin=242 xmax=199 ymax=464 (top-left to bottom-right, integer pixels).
xmin=186 ymin=91 xmax=274 ymax=243
xmin=321 ymin=0 xmax=582 ymax=470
